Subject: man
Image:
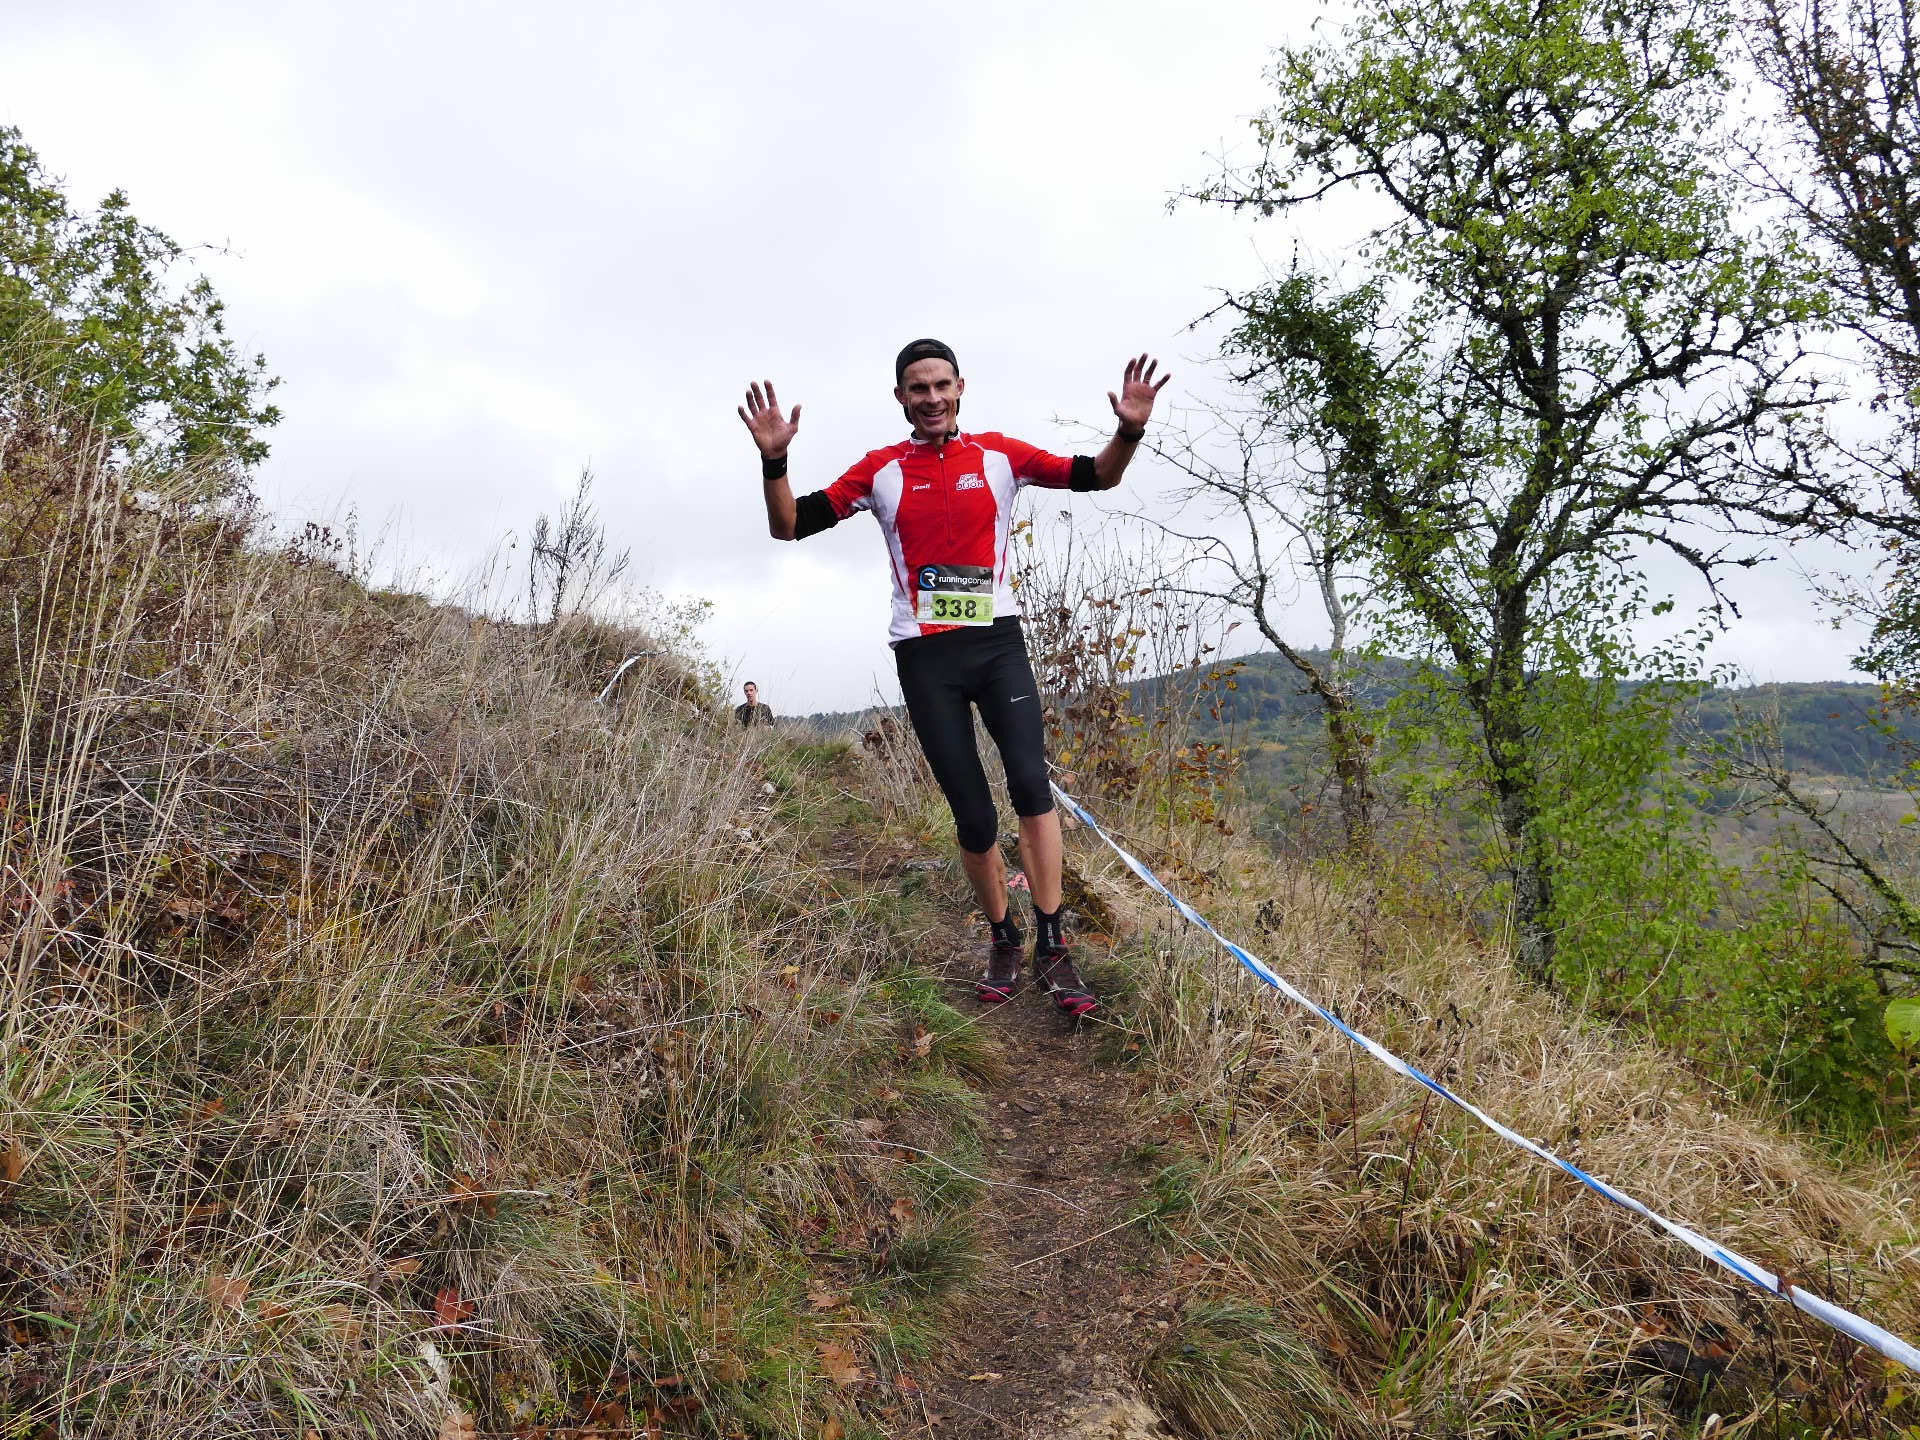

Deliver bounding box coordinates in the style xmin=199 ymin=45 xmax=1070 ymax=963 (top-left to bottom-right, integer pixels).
xmin=738 ymin=339 xmax=1167 ymax=1016
xmin=735 ymin=681 xmax=775 ymax=728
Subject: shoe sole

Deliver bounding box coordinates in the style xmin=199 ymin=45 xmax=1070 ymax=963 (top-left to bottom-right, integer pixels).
xmin=1037 ymin=973 xmax=1098 ymax=1016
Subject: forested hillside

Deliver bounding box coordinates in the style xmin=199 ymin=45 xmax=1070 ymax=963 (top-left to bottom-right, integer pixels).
xmin=1175 ymin=657 xmax=1920 ymax=792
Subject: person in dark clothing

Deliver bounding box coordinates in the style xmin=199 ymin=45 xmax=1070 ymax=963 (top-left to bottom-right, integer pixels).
xmin=735 ymin=681 xmax=775 ymax=728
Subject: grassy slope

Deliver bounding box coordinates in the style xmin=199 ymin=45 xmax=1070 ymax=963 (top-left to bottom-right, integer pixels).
xmin=5 ymin=431 xmax=1919 ymax=1438
xmin=0 ymin=438 xmax=993 ymax=1438
xmin=1066 ymin=808 xmax=1920 ymax=1438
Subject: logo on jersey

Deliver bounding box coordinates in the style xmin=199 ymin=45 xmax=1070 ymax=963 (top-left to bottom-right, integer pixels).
xmin=954 ymin=473 xmax=984 ymax=491
xmin=918 ymin=566 xmax=941 ymax=591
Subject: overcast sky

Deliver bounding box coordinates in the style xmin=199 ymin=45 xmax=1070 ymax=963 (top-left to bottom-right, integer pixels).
xmin=4 ymin=0 xmax=1877 ymax=712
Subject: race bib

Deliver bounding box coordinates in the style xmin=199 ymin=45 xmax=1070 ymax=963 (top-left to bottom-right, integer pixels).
xmin=915 ymin=564 xmax=995 ymax=625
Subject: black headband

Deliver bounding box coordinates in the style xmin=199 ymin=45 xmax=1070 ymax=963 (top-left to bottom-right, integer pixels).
xmin=894 ymin=338 xmax=959 ymax=385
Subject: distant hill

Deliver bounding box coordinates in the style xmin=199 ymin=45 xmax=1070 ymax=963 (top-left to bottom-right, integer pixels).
xmin=803 ymin=651 xmax=1920 ymax=789
xmin=1176 ymin=653 xmax=1920 ymax=787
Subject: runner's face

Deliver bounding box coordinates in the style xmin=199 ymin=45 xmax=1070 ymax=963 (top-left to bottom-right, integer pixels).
xmin=895 ymin=359 xmax=964 ymax=441
xmin=744 ymin=684 xmax=757 ymax=703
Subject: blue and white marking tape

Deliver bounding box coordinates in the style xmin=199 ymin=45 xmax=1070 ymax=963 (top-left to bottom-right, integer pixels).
xmin=1051 ymin=781 xmax=1920 ymax=1375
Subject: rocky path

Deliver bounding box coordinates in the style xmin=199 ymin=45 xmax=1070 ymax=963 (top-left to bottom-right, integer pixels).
xmin=890 ymin=921 xmax=1184 ymax=1440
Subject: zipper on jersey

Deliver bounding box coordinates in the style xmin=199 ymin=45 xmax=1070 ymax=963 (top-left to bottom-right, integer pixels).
xmin=940 ymin=441 xmax=952 ymax=548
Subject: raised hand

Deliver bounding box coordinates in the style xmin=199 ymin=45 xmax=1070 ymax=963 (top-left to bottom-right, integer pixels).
xmin=738 ymin=380 xmax=802 ymax=458
xmin=1108 ymin=354 xmax=1171 ymax=434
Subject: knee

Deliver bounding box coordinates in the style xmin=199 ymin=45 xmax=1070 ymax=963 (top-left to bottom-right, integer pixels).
xmin=954 ymin=801 xmax=998 ymax=856
xmin=1006 ymin=760 xmax=1053 ymax=820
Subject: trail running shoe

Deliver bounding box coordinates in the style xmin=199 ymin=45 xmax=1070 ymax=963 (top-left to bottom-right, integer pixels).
xmin=1035 ymin=946 xmax=1098 ymax=1017
xmin=977 ymin=938 xmax=1022 ymax=1004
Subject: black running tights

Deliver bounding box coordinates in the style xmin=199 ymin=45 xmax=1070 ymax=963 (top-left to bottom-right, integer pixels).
xmin=894 ymin=618 xmax=1053 ymax=854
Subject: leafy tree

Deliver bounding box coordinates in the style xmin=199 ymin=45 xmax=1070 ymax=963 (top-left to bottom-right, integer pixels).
xmin=1192 ymin=0 xmax=1824 ymax=982
xmin=0 ymin=124 xmax=279 ymax=474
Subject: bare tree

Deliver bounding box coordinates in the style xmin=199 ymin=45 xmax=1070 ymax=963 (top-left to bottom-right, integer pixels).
xmin=526 ymin=468 xmax=631 ymax=626
xmin=1748 ymin=0 xmax=1920 ymax=684
xmin=1702 ymin=697 xmax=1920 ymax=983
xmin=1142 ymin=402 xmax=1378 ymax=855
xmin=1750 ymin=0 xmax=1920 ymax=409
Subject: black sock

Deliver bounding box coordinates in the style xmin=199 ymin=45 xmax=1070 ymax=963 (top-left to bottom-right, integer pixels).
xmin=990 ymin=913 xmax=1023 ymax=948
xmin=1034 ymin=905 xmax=1065 ymax=952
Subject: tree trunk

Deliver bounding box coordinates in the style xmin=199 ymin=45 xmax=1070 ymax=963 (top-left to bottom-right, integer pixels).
xmin=1494 ymin=751 xmax=1556 ymax=986
xmin=1263 ymin=631 xmax=1376 ymax=859
xmin=1324 ymin=695 xmax=1376 ymax=857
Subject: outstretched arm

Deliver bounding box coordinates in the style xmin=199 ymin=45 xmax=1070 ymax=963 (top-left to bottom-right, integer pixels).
xmin=738 ymin=380 xmax=803 ymax=539
xmin=1091 ymin=354 xmax=1171 ymax=490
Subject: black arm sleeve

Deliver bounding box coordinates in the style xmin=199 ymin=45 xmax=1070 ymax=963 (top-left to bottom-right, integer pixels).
xmin=1069 ymin=455 xmax=1100 ymax=492
xmin=793 ymin=491 xmax=840 ymax=539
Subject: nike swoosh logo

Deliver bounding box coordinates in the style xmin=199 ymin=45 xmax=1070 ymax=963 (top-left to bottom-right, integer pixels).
xmin=1010 ymin=695 xmax=1029 ymax=702
xmin=911 ymin=484 xmax=931 ymax=491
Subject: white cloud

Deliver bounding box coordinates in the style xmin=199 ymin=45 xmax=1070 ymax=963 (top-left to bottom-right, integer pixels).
xmin=1 ymin=0 xmax=1881 ymax=712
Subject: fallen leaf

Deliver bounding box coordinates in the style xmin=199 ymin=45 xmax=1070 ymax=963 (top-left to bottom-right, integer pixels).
xmin=0 ymin=1140 xmax=24 ymax=1185
xmin=909 ymin=1025 xmax=933 ymax=1061
xmin=258 ymin=1299 xmax=290 ymax=1321
xmin=807 ymin=1288 xmax=847 ymax=1311
xmin=435 ymin=1404 xmax=478 ymax=1440
xmin=433 ymin=1287 xmax=474 ymax=1329
xmin=386 ymin=1255 xmax=424 ymax=1276
xmin=888 ymin=1196 xmax=917 ymax=1227
xmin=570 ymin=971 xmax=599 ymax=994
xmin=778 ymin=965 xmax=801 ymax=990
xmin=447 ymin=1172 xmax=502 ymax=1219
xmin=712 ymin=1354 xmax=748 ymax=1383
xmin=967 ymin=1371 xmax=1003 ymax=1382
xmin=822 ymin=1418 xmax=846 ymax=1440
xmin=874 ymin=1086 xmax=903 ymax=1103
xmin=206 ymin=1270 xmax=249 ymax=1311
xmin=320 ymin=1302 xmax=363 ymax=1342
xmin=895 ymin=1372 xmax=923 ymax=1394
xmin=818 ymin=1341 xmax=864 ymax=1387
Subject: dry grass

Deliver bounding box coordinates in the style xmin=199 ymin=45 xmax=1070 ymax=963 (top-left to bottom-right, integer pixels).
xmin=0 ymin=426 xmax=985 ymax=1437
xmin=1060 ymin=793 xmax=1920 ymax=1438
xmin=14 ymin=405 xmax=1915 ymax=1439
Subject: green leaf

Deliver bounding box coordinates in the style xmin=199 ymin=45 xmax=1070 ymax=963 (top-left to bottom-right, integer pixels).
xmin=1884 ymin=998 xmax=1920 ymax=1050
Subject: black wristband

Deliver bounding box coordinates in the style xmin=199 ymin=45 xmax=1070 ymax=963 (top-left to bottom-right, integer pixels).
xmin=761 ymin=454 xmax=788 ymax=481
xmin=1115 ymin=424 xmax=1146 ymax=444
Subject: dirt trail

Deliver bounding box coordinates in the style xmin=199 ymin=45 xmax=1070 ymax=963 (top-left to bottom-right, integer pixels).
xmin=893 ymin=920 xmax=1184 ymax=1440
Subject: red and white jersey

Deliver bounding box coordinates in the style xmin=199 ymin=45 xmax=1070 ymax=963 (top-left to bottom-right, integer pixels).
xmin=818 ymin=431 xmax=1085 ymax=644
